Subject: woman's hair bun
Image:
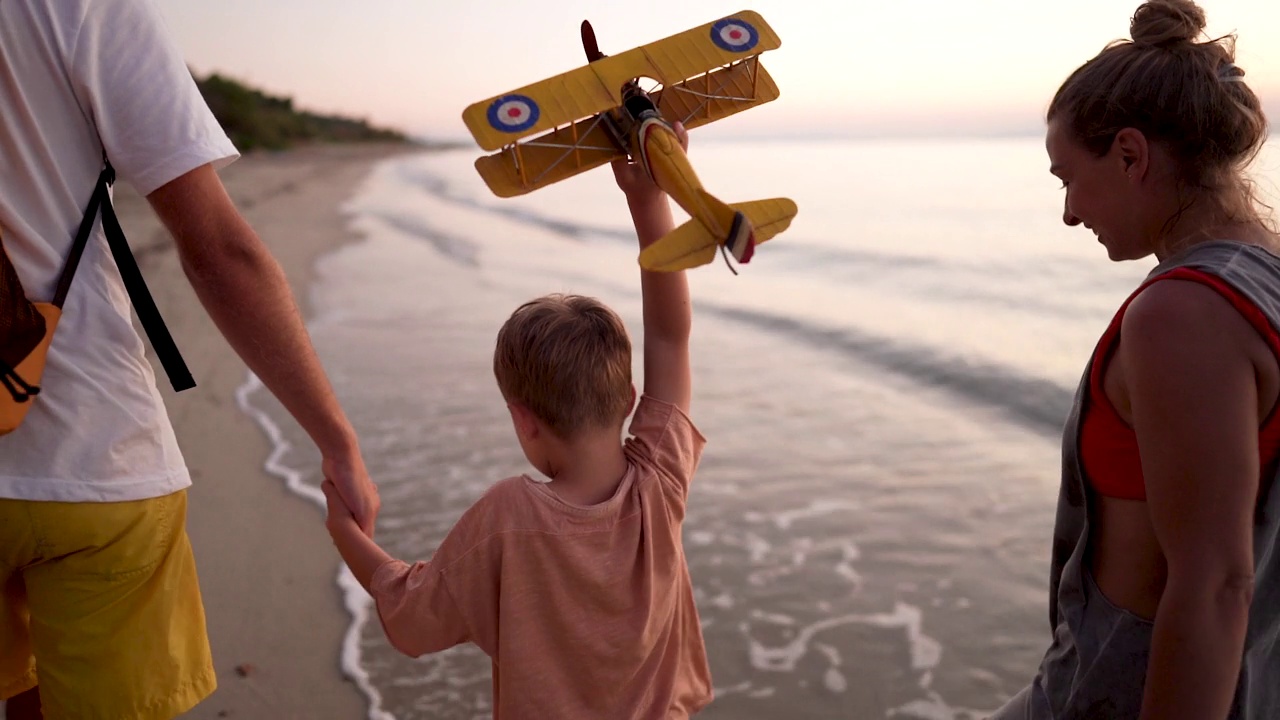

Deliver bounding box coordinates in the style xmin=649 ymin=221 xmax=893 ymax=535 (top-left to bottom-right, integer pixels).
xmin=1130 ymin=0 xmax=1206 ymax=48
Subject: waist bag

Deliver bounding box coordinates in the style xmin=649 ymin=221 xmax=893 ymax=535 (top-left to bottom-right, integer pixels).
xmin=1 ymin=161 xmax=194 ymax=435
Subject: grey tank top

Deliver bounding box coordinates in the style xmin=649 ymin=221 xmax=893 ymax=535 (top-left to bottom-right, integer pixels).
xmin=1029 ymin=241 xmax=1280 ymax=719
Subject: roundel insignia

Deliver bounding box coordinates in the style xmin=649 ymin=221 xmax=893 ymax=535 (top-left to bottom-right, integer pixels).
xmin=710 ymin=18 xmax=759 ymax=53
xmin=486 ymin=94 xmax=540 ymax=133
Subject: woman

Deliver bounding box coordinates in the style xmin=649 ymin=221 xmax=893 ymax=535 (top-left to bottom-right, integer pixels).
xmin=995 ymin=1 xmax=1280 ymax=718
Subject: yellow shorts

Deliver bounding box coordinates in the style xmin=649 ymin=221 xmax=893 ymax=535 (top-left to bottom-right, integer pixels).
xmin=0 ymin=489 xmax=216 ymax=719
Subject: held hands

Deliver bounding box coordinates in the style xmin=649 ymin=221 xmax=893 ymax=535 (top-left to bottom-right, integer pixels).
xmin=611 ymin=120 xmax=688 ymax=205
xmin=321 ymin=477 xmax=394 ymax=592
xmin=321 ymin=452 xmax=378 ymax=537
xmin=321 ymin=478 xmax=360 ymax=537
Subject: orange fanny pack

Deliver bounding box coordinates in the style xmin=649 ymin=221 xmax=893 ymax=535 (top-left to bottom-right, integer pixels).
xmin=0 ymin=296 xmax=59 ymax=433
xmin=1 ymin=162 xmax=194 ymax=435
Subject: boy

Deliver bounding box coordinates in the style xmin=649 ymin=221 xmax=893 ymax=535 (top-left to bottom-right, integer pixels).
xmin=322 ymin=124 xmax=711 ymax=718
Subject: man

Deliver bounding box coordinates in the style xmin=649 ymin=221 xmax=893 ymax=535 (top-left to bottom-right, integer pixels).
xmin=0 ymin=1 xmax=379 ymax=717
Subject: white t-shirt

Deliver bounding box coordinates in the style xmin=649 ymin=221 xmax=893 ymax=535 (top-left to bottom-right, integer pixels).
xmin=0 ymin=0 xmax=238 ymax=501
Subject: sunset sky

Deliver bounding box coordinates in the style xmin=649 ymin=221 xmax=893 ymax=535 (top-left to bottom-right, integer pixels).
xmin=160 ymin=0 xmax=1280 ymax=141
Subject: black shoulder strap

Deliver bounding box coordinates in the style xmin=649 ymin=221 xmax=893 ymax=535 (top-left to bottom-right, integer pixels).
xmin=51 ymin=165 xmax=111 ymax=309
xmin=53 ymin=161 xmax=195 ymax=393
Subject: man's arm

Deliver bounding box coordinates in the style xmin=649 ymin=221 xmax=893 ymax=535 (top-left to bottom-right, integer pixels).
xmin=1125 ymin=281 xmax=1258 ymax=720
xmin=147 ymin=163 xmax=379 ymax=534
xmin=611 ymin=123 xmax=692 ymax=412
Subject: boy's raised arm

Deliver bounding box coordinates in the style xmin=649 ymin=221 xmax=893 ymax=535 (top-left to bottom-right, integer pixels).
xmin=634 ymin=198 xmax=691 ymax=412
xmin=611 ymin=123 xmax=692 ymax=412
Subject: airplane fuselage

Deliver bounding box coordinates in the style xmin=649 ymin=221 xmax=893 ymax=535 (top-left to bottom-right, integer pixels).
xmin=635 ymin=118 xmax=706 ymax=218
xmin=629 ymin=114 xmax=755 ymax=262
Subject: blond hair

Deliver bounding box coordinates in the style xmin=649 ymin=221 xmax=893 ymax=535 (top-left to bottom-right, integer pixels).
xmin=493 ymin=294 xmax=632 ymax=438
xmin=1048 ymin=0 xmax=1270 ymax=225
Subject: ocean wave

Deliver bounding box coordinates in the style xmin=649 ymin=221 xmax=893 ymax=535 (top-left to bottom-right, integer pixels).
xmin=701 ymin=302 xmax=1075 ymax=437
xmin=395 ymin=164 xmax=633 ymax=243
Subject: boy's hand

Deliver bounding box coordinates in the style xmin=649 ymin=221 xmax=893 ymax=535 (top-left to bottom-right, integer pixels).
xmin=323 ymin=453 xmax=380 ymax=538
xmin=611 ymin=121 xmax=688 ymax=205
xmin=321 ymin=479 xmax=394 ymax=592
xmin=322 ymin=479 xmax=359 ymax=537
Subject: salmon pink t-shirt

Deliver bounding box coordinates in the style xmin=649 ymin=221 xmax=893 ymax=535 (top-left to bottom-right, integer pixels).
xmin=369 ymin=395 xmax=711 ymax=719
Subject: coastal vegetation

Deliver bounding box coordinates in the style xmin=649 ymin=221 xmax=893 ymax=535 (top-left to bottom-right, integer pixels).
xmin=195 ymin=72 xmax=412 ymax=151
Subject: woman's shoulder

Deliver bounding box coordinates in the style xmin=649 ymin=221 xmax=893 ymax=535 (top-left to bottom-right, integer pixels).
xmin=1125 ymin=276 xmax=1230 ymax=339
xmin=1121 ymin=275 xmax=1260 ymax=375
xmin=1137 ymin=239 xmax=1280 ymax=341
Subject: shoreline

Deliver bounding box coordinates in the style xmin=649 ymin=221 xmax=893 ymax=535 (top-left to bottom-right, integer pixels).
xmin=113 ymin=142 xmax=422 ymax=719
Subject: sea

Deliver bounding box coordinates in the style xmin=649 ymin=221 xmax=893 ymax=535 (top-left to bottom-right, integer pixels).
xmin=236 ymin=136 xmax=1280 ymax=719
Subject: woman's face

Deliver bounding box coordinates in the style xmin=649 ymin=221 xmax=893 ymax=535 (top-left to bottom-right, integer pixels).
xmin=1046 ymin=119 xmax=1153 ymax=261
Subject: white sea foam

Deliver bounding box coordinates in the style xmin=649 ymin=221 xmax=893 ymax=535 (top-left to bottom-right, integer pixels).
xmin=235 ymin=372 xmax=396 ymax=720
xmin=745 ymin=600 xmax=945 ymax=708
xmin=744 ymin=498 xmax=863 ymax=530
xmin=222 ymin=139 xmax=1174 ymax=718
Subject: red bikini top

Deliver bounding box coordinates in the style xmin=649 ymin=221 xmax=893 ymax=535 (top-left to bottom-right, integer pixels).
xmin=1080 ymin=267 xmax=1280 ymax=501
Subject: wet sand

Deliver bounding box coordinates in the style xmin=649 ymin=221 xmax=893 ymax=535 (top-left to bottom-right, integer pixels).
xmin=110 ymin=143 xmax=420 ymax=720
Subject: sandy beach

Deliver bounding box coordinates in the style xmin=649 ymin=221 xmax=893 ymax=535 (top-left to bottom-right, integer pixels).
xmin=4 ymin=135 xmax=1100 ymax=720
xmin=110 ymin=143 xmax=418 ymax=720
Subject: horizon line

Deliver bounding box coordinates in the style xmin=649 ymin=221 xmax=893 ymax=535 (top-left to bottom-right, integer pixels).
xmin=415 ymin=125 xmax=1280 ymax=148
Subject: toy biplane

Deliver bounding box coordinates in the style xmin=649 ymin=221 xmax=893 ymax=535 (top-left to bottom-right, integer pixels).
xmin=461 ymin=11 xmax=797 ymax=272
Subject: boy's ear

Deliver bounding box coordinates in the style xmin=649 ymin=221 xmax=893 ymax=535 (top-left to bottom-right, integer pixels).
xmin=507 ymin=402 xmax=540 ymax=441
xmin=628 ymin=384 xmax=638 ymax=416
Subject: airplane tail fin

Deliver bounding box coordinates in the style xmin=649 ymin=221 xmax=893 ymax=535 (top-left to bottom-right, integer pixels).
xmin=638 ymin=195 xmax=798 ymax=272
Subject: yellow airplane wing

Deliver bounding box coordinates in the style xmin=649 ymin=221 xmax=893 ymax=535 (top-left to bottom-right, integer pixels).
xmin=472 ymin=56 xmax=780 ymax=198
xmin=462 ymin=10 xmax=781 ymax=152
xmin=642 ymin=11 xmax=781 ymax=96
xmin=639 ymin=197 xmax=798 ymax=272
xmin=463 ymin=62 xmax=626 ymax=153
xmin=654 ymin=56 xmax=779 ymax=132
xmin=473 ymin=113 xmax=624 ymax=198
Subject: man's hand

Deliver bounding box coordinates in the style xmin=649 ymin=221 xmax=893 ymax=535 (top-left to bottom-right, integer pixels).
xmin=321 ymin=479 xmax=358 ymax=536
xmin=323 ymin=455 xmax=379 ymax=537
xmin=611 ymin=121 xmax=688 ymax=204
xmin=321 ymin=478 xmax=393 ymax=592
